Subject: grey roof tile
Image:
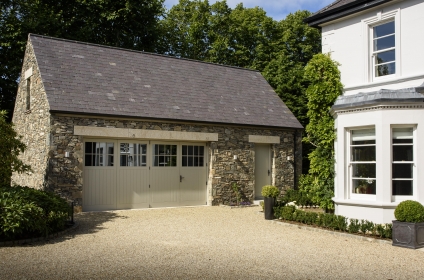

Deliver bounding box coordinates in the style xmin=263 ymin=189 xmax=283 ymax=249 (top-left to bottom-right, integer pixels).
xmin=30 ymin=34 xmax=302 ymax=129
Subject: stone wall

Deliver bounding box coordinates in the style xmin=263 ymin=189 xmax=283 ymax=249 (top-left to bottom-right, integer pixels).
xmin=48 ymin=115 xmax=301 ymax=208
xmin=11 ymin=39 xmax=51 ymax=189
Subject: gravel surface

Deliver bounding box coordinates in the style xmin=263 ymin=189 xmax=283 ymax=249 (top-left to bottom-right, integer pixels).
xmin=1 ymin=206 xmax=424 ymax=279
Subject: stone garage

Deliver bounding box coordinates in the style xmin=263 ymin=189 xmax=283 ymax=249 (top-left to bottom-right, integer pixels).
xmin=12 ymin=34 xmax=302 ymax=211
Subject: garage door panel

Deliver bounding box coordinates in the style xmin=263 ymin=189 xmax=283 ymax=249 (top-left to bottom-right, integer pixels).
xmin=150 ymin=169 xmax=180 ymax=207
xmin=117 ymin=168 xmax=149 ymax=209
xmin=180 ymin=168 xmax=206 ymax=206
xmin=83 ymin=167 xmax=116 ymax=211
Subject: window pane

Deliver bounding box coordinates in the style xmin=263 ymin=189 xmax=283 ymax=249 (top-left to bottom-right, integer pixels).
xmin=351 ymin=146 xmax=376 ymax=161
xmin=373 ymin=34 xmax=395 ymax=51
xmin=120 ymin=155 xmax=127 ymax=166
xmin=182 ymin=145 xmax=187 ymax=155
xmin=171 ymin=145 xmax=177 ymax=155
xmin=194 ymin=146 xmax=198 ymax=156
xmin=188 ymin=156 xmax=193 ymax=166
xmin=107 ymin=143 xmax=114 ymax=154
xmin=352 ymin=179 xmax=376 ymax=194
xmin=182 ymin=156 xmax=187 ymax=166
xmin=393 ymin=139 xmax=412 ymax=144
xmin=393 ymin=145 xmax=413 ymax=161
xmin=393 ymin=128 xmax=413 ymax=139
xmin=352 ymin=129 xmax=375 ymax=142
xmin=194 ymin=156 xmax=199 ymax=166
xmin=393 ymin=180 xmax=413 ymax=195
xmin=188 ymin=146 xmax=193 ymax=156
xmin=85 ymin=155 xmax=93 ymax=166
xmin=374 ymin=21 xmax=394 ymax=38
xmin=85 ymin=142 xmax=93 ymax=153
xmin=142 ymin=156 xmax=146 ymax=165
xmin=375 ymin=50 xmax=395 ymax=64
xmin=392 ymin=163 xmax=413 ymax=178
xmin=199 ymin=157 xmax=204 ymax=166
xmin=376 ymin=62 xmax=395 ymax=76
xmin=199 ymin=146 xmax=204 ymax=156
xmin=107 ymin=155 xmax=114 ymax=166
xmin=352 ymin=163 xmax=376 ymax=178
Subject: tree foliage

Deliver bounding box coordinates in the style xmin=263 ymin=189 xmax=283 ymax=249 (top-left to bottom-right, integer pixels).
xmin=299 ymin=53 xmax=343 ymax=210
xmin=0 ymin=110 xmax=31 ymax=186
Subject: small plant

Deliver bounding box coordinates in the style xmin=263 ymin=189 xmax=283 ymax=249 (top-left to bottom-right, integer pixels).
xmin=259 ymin=201 xmax=264 ymax=211
xmin=394 ymin=200 xmax=424 ymax=223
xmin=261 ymin=185 xmax=279 ymax=198
xmin=231 ymin=182 xmax=241 ymax=206
xmin=348 ymin=219 xmax=360 ymax=234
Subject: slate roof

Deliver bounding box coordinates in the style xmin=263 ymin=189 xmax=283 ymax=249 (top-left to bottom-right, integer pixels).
xmin=304 ymin=0 xmax=394 ymax=27
xmin=330 ymin=86 xmax=424 ymax=113
xmin=29 ymin=34 xmax=302 ymax=129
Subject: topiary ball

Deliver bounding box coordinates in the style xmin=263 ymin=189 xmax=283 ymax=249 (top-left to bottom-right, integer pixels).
xmin=261 ymin=185 xmax=279 ymax=198
xmin=394 ymin=200 xmax=424 ymax=223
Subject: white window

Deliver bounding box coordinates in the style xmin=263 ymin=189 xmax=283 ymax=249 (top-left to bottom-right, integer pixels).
xmin=372 ymin=21 xmax=395 ymax=77
xmin=392 ymin=128 xmax=414 ymax=196
xmin=350 ymin=129 xmax=376 ymax=195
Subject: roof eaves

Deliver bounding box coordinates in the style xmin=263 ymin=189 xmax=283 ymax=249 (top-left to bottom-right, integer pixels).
xmin=304 ymin=0 xmax=393 ymax=27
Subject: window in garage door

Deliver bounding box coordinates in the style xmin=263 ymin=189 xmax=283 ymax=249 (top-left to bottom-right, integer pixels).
xmin=180 ymin=145 xmax=207 ymax=206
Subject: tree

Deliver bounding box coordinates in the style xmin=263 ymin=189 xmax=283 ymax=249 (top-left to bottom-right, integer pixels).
xmin=0 ymin=110 xmax=31 ymax=186
xmin=299 ymin=53 xmax=343 ymax=211
xmin=0 ymin=0 xmax=165 ymax=120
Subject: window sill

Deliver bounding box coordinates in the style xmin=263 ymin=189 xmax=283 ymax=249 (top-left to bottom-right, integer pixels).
xmin=344 ymin=73 xmax=424 ymax=92
xmin=333 ymin=198 xmax=398 ymax=208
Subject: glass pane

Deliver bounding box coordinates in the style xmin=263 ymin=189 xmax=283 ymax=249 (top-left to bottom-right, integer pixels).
xmin=188 ymin=146 xmax=193 ymax=156
xmin=199 ymin=157 xmax=204 ymax=166
xmin=85 ymin=142 xmax=93 ymax=153
xmin=194 ymin=146 xmax=198 ymax=156
xmin=199 ymin=146 xmax=204 ymax=156
xmin=182 ymin=156 xmax=187 ymax=166
xmin=393 ymin=145 xmax=413 ymax=161
xmin=194 ymin=156 xmax=199 ymax=166
xmin=171 ymin=145 xmax=177 ymax=155
xmin=170 ymin=156 xmax=177 ymax=166
xmin=375 ymin=50 xmax=395 ymax=64
xmin=352 ymin=163 xmax=376 ymax=178
xmin=154 ymin=156 xmax=159 ymax=166
xmin=392 ymin=180 xmax=413 ymax=195
xmin=142 ymin=156 xmax=146 ymax=165
xmin=392 ymin=163 xmax=412 ymax=178
xmin=85 ymin=155 xmax=93 ymax=166
xmin=393 ymin=128 xmax=413 ymax=139
xmin=376 ymin=62 xmax=395 ymax=76
xmin=373 ymin=34 xmax=395 ymax=51
xmin=107 ymin=155 xmax=114 ymax=166
xmin=155 ymin=144 xmax=159 ymax=155
xmin=188 ymin=156 xmax=193 ymax=166
xmin=120 ymin=155 xmax=127 ymax=166
xmin=141 ymin=144 xmax=147 ymax=154
xmin=393 ymin=139 xmax=412 ymax=144
xmin=352 ymin=179 xmax=376 ymax=194
xmin=107 ymin=143 xmax=114 ymax=154
xmin=182 ymin=145 xmax=187 ymax=155
xmin=373 ymin=21 xmax=394 ymax=38
xmin=351 ymin=129 xmax=375 ymax=142
xmin=351 ymin=146 xmax=375 ymax=161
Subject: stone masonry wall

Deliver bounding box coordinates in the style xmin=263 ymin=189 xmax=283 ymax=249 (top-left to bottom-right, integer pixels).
xmin=11 ymin=39 xmax=51 ymax=189
xmin=49 ymin=115 xmax=301 ymax=209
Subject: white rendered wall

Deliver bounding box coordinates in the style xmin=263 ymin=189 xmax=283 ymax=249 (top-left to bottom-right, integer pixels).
xmin=321 ymin=0 xmax=424 ymax=95
xmin=333 ymin=106 xmax=424 ymax=224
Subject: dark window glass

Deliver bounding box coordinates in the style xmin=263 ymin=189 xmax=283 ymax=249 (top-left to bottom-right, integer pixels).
xmin=374 ymin=35 xmax=395 ymax=51
xmin=375 ymin=50 xmax=395 ymax=64
xmin=182 ymin=145 xmax=187 ymax=155
xmin=85 ymin=142 xmax=93 ymax=153
xmin=188 ymin=146 xmax=193 ymax=156
xmin=85 ymin=155 xmax=92 ymax=166
xmin=199 ymin=157 xmax=204 ymax=166
xmin=392 ymin=180 xmax=412 ymax=195
xmin=351 ymin=146 xmax=376 ymax=161
xmin=352 ymin=140 xmax=375 ymax=145
xmin=352 ymin=163 xmax=376 ymax=178
xmin=392 ymin=163 xmax=413 ymax=179
xmin=352 ymin=179 xmax=376 ymax=194
xmin=393 ymin=145 xmax=413 ymax=161
xmin=182 ymin=156 xmax=187 ymax=167
xmin=200 ymin=146 xmax=204 ymax=155
xmin=373 ymin=21 xmax=395 ymax=38
xmin=376 ymin=62 xmax=395 ymax=76
xmin=393 ymin=139 xmax=412 ymax=144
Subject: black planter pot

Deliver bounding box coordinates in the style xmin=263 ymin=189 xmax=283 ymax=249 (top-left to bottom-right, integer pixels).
xmin=264 ymin=197 xmax=275 ymax=220
xmin=392 ymin=220 xmax=424 ymax=249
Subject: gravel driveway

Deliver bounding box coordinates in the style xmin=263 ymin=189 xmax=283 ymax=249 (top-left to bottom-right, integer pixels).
xmin=1 ymin=206 xmax=423 ymax=279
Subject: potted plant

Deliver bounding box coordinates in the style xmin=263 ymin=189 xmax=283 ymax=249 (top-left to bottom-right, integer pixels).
xmin=392 ymin=200 xmax=424 ymax=249
xmin=261 ymin=185 xmax=279 ymax=220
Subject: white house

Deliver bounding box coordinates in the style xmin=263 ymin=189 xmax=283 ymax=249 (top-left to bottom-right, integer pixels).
xmin=305 ymin=0 xmax=424 ymax=223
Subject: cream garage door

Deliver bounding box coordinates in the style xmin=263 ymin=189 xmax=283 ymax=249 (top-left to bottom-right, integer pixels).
xmin=83 ymin=140 xmax=207 ymax=211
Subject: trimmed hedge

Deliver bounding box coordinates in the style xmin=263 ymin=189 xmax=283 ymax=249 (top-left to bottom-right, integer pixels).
xmin=273 ymin=205 xmax=392 ymax=239
xmin=394 ymin=200 xmax=424 ymax=223
xmin=0 ymin=185 xmax=70 ymax=240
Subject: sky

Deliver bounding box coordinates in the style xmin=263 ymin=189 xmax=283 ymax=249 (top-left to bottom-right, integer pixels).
xmin=163 ymin=0 xmax=335 ymax=21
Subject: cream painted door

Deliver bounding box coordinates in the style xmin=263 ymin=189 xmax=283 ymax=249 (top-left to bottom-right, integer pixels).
xmin=150 ymin=143 xmax=180 ymax=207
xmin=83 ymin=141 xmax=117 ymax=211
xmin=117 ymin=142 xmax=149 ymax=209
xmin=180 ymin=144 xmax=207 ymax=206
xmin=255 ymin=144 xmax=271 ymax=199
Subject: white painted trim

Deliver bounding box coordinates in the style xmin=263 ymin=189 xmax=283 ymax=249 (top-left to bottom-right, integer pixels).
xmin=344 ymin=73 xmax=424 ymax=91
xmin=24 ymin=67 xmax=33 ymax=79
xmin=74 ymin=126 xmax=218 ymax=141
xmin=333 ymin=198 xmax=398 ymax=208
xmin=248 ymin=135 xmax=280 ymax=144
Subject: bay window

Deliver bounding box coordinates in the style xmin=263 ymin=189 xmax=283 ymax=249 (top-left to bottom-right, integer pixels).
xmin=392 ymin=128 xmax=414 ymax=196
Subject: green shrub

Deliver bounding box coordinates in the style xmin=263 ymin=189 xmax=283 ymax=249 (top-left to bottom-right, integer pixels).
xmin=0 ymin=185 xmax=70 ymax=240
xmin=394 ymin=200 xmax=424 ymax=223
xmin=348 ymin=219 xmax=360 ymax=234
xmin=261 ymin=185 xmax=279 ymax=198
xmin=383 ymin=223 xmax=392 ymax=239
xmin=260 ymin=201 xmax=264 ymax=211
xmin=279 ymin=206 xmax=295 ymax=220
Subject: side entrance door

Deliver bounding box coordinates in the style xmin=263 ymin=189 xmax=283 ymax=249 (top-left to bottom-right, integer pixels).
xmin=254 ymin=144 xmax=271 ymax=199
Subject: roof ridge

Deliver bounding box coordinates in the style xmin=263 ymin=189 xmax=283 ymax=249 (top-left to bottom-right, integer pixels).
xmin=28 ymin=33 xmax=260 ymax=73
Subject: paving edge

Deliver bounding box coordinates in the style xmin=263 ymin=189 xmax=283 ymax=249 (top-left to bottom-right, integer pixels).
xmin=0 ymin=223 xmax=79 ymax=247
xmin=270 ymin=219 xmax=392 ymax=246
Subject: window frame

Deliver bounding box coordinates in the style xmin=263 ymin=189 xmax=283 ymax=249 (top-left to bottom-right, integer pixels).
xmin=348 ymin=127 xmax=377 ymax=199
xmin=363 ymin=9 xmax=400 ymax=82
xmin=26 ymin=77 xmax=31 ymax=111
xmin=391 ymin=126 xmax=416 ymax=201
